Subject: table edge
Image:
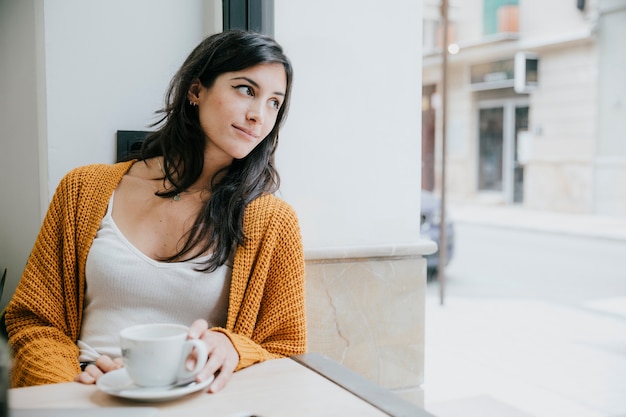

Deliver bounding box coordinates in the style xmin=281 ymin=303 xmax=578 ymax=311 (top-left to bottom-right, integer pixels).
xmin=291 ymin=353 xmax=436 ymax=417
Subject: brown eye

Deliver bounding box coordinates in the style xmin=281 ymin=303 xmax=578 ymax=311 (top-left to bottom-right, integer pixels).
xmin=235 ymin=85 xmax=254 ymax=96
xmin=270 ymin=99 xmax=281 ymax=110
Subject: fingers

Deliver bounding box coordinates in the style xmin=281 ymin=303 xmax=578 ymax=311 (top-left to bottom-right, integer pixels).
xmin=96 ymin=355 xmax=124 ymax=373
xmin=74 ymin=355 xmax=124 ymax=385
xmin=188 ymin=319 xmax=209 ymax=339
xmin=208 ymin=352 xmax=238 ymax=393
xmin=74 ymin=363 xmax=101 ymax=384
xmin=186 ymin=319 xmax=210 ymax=370
xmin=74 ymin=367 xmax=96 ymax=384
xmin=194 ymin=331 xmax=239 ymax=393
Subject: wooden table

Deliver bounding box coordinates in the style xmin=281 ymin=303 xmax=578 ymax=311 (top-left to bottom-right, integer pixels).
xmin=9 ymin=353 xmax=434 ymax=417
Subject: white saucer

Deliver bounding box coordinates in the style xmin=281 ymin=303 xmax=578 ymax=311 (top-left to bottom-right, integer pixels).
xmin=96 ymin=368 xmax=214 ymax=402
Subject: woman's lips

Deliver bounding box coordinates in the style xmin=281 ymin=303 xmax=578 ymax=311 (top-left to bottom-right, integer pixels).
xmin=233 ymin=125 xmax=259 ymax=140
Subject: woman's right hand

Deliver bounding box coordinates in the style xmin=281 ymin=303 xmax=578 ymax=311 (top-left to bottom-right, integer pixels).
xmin=74 ymin=355 xmax=124 ymax=384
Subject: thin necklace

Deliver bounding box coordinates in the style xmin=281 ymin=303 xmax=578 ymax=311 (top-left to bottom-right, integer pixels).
xmin=156 ymin=159 xmax=205 ymax=201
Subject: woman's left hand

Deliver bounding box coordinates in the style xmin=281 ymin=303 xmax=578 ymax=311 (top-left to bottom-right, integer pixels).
xmin=74 ymin=355 xmax=124 ymax=384
xmin=187 ymin=319 xmax=239 ymax=393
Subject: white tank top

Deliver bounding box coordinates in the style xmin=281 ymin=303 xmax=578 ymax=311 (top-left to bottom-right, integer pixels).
xmin=78 ymin=193 xmax=231 ymax=361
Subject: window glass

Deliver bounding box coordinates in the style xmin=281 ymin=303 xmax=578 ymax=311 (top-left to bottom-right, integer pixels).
xmin=478 ymin=107 xmax=504 ymax=191
xmin=483 ymin=0 xmax=519 ymax=35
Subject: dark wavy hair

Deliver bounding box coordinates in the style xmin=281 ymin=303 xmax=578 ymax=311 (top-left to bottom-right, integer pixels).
xmin=128 ymin=30 xmax=293 ymax=272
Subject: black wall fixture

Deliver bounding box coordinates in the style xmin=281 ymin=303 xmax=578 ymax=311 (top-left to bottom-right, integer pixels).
xmin=116 ymin=130 xmax=151 ymax=162
xmin=223 ymin=0 xmax=274 ymax=36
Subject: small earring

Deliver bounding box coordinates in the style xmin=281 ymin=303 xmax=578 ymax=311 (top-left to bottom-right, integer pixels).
xmin=189 ymin=100 xmax=197 ymax=107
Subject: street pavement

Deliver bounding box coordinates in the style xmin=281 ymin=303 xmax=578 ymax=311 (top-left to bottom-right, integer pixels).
xmin=422 ymin=204 xmax=626 ymax=417
xmin=443 ymin=204 xmax=626 ymax=242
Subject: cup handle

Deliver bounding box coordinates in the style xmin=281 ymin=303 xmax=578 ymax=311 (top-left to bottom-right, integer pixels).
xmin=178 ymin=339 xmax=208 ymax=381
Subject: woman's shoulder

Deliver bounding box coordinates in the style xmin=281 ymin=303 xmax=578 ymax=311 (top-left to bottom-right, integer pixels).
xmin=64 ymin=161 xmax=135 ymax=180
xmin=246 ymin=194 xmax=298 ymax=220
xmin=59 ymin=161 xmax=135 ymax=187
xmin=52 ymin=161 xmax=135 ymax=202
xmin=243 ymin=194 xmax=303 ymax=247
xmin=243 ymin=194 xmax=302 ymax=237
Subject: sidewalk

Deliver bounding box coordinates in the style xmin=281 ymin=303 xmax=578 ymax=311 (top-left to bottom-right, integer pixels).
xmin=448 ymin=203 xmax=626 ymax=242
xmin=421 ymin=203 xmax=626 ymax=417
xmin=423 ymin=295 xmax=626 ymax=417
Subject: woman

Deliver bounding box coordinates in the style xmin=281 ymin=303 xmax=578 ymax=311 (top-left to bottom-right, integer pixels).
xmin=5 ymin=30 xmax=306 ymax=393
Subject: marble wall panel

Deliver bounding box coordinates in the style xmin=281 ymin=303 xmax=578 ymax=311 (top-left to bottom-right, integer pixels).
xmin=305 ymin=256 xmax=427 ymax=397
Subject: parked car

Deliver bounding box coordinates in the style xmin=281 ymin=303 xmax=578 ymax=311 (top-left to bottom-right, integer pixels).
xmin=420 ymin=190 xmax=455 ymax=280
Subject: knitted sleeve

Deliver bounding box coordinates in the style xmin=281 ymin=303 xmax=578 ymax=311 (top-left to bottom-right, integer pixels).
xmin=214 ymin=196 xmax=307 ymax=370
xmin=5 ymin=163 xmax=130 ymax=387
xmin=5 ymin=171 xmax=84 ymax=387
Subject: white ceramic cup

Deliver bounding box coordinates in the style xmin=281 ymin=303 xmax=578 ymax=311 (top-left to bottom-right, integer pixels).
xmin=119 ymin=323 xmax=208 ymax=388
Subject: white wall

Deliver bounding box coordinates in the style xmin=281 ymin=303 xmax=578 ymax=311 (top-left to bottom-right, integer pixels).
xmin=44 ymin=0 xmax=424 ymax=249
xmin=2 ymin=0 xmax=424 ymax=309
xmin=43 ymin=0 xmax=205 ymax=197
xmin=0 ymin=0 xmax=43 ymax=308
xmin=1 ymin=0 xmax=211 ymax=309
xmin=274 ymin=0 xmax=423 ymax=249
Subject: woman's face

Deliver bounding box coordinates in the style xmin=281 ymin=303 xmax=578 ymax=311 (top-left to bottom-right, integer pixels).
xmin=190 ymin=63 xmax=287 ymax=166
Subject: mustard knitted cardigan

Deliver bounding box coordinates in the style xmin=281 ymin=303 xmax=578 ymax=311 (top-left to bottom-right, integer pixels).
xmin=6 ymin=161 xmax=306 ymax=387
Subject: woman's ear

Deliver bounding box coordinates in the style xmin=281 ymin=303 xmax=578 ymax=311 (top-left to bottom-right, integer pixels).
xmin=187 ymin=79 xmax=202 ymax=104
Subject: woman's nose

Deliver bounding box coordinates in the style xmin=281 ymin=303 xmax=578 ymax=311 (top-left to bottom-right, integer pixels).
xmin=246 ymin=101 xmax=264 ymax=125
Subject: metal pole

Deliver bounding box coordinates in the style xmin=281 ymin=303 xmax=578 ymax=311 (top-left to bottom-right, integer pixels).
xmin=438 ymin=0 xmax=449 ymax=306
